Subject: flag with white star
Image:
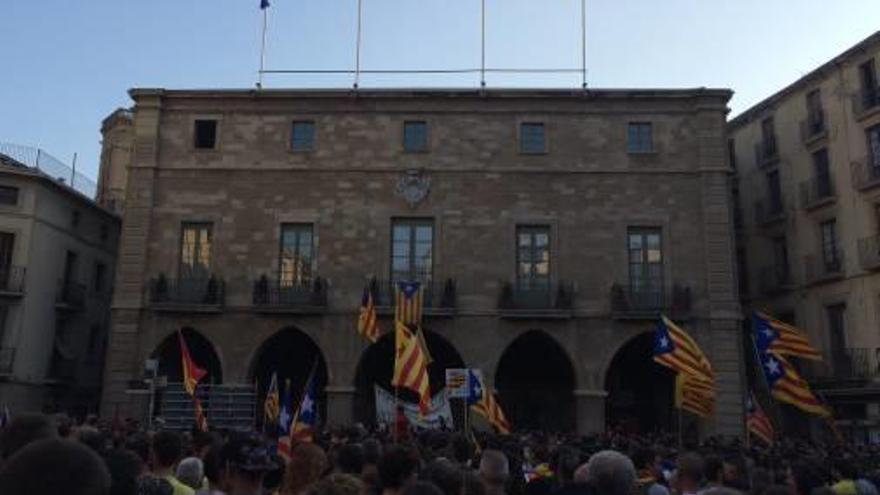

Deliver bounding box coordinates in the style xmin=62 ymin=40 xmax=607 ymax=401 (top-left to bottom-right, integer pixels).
xmin=652 ymin=315 xmax=714 ymax=383
xmin=276 ymin=379 xmax=294 ymax=458
xmin=757 ymin=348 xmax=830 ymax=417
xmin=753 ymin=312 xmax=821 ymax=361
xmin=292 ymin=372 xmax=318 ymax=442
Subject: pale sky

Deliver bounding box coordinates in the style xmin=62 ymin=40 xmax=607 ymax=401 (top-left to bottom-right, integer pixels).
xmin=1 ymin=0 xmax=878 ymax=180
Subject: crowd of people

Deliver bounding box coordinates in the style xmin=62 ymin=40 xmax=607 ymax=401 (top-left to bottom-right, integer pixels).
xmin=1 ymin=414 xmax=880 ymax=495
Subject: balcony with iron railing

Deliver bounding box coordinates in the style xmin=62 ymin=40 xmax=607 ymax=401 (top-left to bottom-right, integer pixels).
xmin=753 ymin=141 xmax=779 ymax=167
xmin=56 ymin=280 xmax=86 ymax=311
xmin=851 ymin=157 xmax=880 ymax=191
xmin=858 ymin=234 xmax=880 ymax=271
xmin=799 ymin=174 xmax=836 ymax=210
xmin=758 ymin=266 xmax=793 ymax=295
xmin=804 ymin=251 xmax=845 ymax=285
xmin=371 ymin=278 xmax=457 ymax=317
xmin=754 ymin=196 xmax=787 ymax=226
xmin=498 ymin=280 xmax=574 ymax=318
xmin=0 ymin=265 xmax=26 ymax=298
xmin=149 ymin=274 xmax=225 ymax=312
xmin=799 ymin=113 xmax=827 ymax=144
xmin=0 ymin=347 xmax=14 ymax=375
xmin=851 ymin=88 xmax=880 ymax=120
xmin=610 ymin=283 xmax=691 ymax=320
xmin=812 ymin=348 xmax=878 ymax=385
xmin=252 ymin=275 xmax=328 ymax=314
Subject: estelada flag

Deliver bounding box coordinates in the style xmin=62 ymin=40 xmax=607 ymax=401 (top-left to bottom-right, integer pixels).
xmin=746 ymin=392 xmax=774 ymax=445
xmin=753 ymin=312 xmax=822 ymax=361
xmin=178 ymin=330 xmax=206 ymax=396
xmin=391 ymin=321 xmax=431 ymax=414
xmin=758 ymin=350 xmax=830 ymax=417
xmin=653 ymin=315 xmax=714 ymax=383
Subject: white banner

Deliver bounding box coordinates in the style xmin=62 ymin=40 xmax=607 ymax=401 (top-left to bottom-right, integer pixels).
xmin=374 ymin=385 xmax=453 ymax=430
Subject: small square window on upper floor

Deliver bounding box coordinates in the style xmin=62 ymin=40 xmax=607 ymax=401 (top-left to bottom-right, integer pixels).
xmin=291 ymin=121 xmax=316 ymax=151
xmin=519 ymin=122 xmax=546 ymax=154
xmin=403 ymin=121 xmax=428 ymax=152
xmin=627 ymin=122 xmax=653 ymax=153
xmin=194 ymin=119 xmax=218 ymax=149
xmin=0 ymin=186 xmax=19 ymax=206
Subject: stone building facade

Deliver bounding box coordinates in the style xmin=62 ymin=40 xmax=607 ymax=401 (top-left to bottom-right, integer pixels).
xmin=0 ymin=152 xmax=120 ymax=415
xmin=728 ymin=30 xmax=880 ymax=439
xmin=100 ymin=87 xmax=743 ymax=435
xmin=97 ymin=108 xmax=133 ymax=215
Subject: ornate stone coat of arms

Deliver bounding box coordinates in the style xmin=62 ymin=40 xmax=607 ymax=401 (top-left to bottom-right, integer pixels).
xmin=395 ymin=169 xmax=430 ymax=208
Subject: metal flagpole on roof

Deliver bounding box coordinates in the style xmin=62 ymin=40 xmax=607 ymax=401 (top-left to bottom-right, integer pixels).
xmin=581 ymin=0 xmax=587 ymax=89
xmin=258 ymin=0 xmax=270 ymax=88
xmin=480 ymin=0 xmax=486 ymax=88
xmin=354 ymin=0 xmax=363 ymax=89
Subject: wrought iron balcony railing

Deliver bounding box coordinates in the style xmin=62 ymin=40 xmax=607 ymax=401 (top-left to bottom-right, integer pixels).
xmin=758 ymin=266 xmax=792 ymax=295
xmin=370 ymin=278 xmax=457 ymax=315
xmin=252 ymin=276 xmax=328 ymax=312
xmin=826 ymin=348 xmax=877 ymax=381
xmin=754 ymin=197 xmax=786 ymax=225
xmin=753 ymin=141 xmax=779 ymax=167
xmin=804 ymin=251 xmax=845 ymax=284
xmin=858 ymin=234 xmax=880 ymax=271
xmin=610 ymin=283 xmax=691 ymax=319
xmin=799 ymin=174 xmax=835 ymax=209
xmin=0 ymin=347 xmax=14 ymax=374
xmin=799 ymin=114 xmax=826 ymax=143
xmin=498 ymin=281 xmax=574 ymax=317
xmin=851 ymin=157 xmax=880 ymax=191
xmin=149 ymin=275 xmax=225 ymax=309
xmin=0 ymin=265 xmax=25 ymax=295
xmin=56 ymin=280 xmax=86 ymax=310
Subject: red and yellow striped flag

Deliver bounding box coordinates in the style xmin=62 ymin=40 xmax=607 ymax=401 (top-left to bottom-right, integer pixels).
xmin=391 ymin=321 xmax=431 ymax=414
xmin=395 ymin=281 xmax=424 ymax=326
xmin=357 ymin=287 xmax=380 ymax=343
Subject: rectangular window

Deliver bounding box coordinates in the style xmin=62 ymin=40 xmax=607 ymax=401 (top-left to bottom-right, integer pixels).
xmin=391 ymin=219 xmax=434 ymax=282
xmin=868 ymin=124 xmax=880 ymax=174
xmin=628 ymin=228 xmax=663 ymax=300
xmin=194 ymin=119 xmax=218 ymax=149
xmin=761 ymin=117 xmax=777 ymax=157
xmin=0 ymin=233 xmax=14 ymax=270
xmin=627 ymin=122 xmax=653 ymax=153
xmin=827 ymin=303 xmax=847 ymax=373
xmin=516 ymin=225 xmax=551 ymax=289
xmin=93 ymin=263 xmax=106 ymax=293
xmin=766 ymin=170 xmax=783 ymax=213
xmin=0 ymin=186 xmax=19 ymax=206
xmin=772 ymin=236 xmax=789 ymax=282
xmin=727 ymin=139 xmax=737 ymax=171
xmin=519 ymin=122 xmax=546 ymax=154
xmin=813 ymin=148 xmax=832 ymax=198
xmin=806 ymin=89 xmax=824 ymax=133
xmin=291 ymin=121 xmax=316 ymax=151
xmin=860 ymin=59 xmax=877 ymax=105
xmin=820 ymin=219 xmax=840 ymax=270
xmin=179 ymin=223 xmax=213 ymax=278
xmin=279 ymin=223 xmax=314 ymax=286
xmin=403 ymin=121 xmax=428 ymax=152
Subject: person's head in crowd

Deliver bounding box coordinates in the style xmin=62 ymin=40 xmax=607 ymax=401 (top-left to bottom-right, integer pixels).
xmin=284 ymin=442 xmax=330 ymax=495
xmin=150 ymin=430 xmax=184 ymax=475
xmin=0 ymin=438 xmax=111 ymax=495
xmin=104 ymin=448 xmax=143 ymax=495
xmin=556 ymin=446 xmax=581 ymax=486
xmin=336 ymin=443 xmax=365 ymax=475
xmin=77 ymin=426 xmax=109 ymax=456
xmin=573 ymin=463 xmax=590 ymax=485
xmin=750 ymin=467 xmax=775 ymax=495
xmin=401 ymin=481 xmax=445 ymax=495
xmin=812 ymin=487 xmax=837 ymax=495
xmin=124 ymin=432 xmax=150 ymax=473
xmin=721 ymin=454 xmax=748 ymax=491
xmin=0 ymin=413 xmax=58 ymax=463
xmin=788 ymin=460 xmax=828 ymax=495
xmin=831 ymin=457 xmax=858 ymax=482
xmin=175 ymin=457 xmax=204 ymax=490
xmin=422 ymin=458 xmax=462 ymax=495
xmin=462 ymin=470 xmax=487 ymax=495
xmin=361 ymin=438 xmax=384 ymax=495
xmin=673 ymin=452 xmax=703 ymax=495
xmin=136 ymin=476 xmax=174 ymax=495
xmin=703 ymin=455 xmax=723 ymax=486
xmin=201 ymin=444 xmax=224 ymax=492
xmin=585 ymin=450 xmax=636 ymax=495
xmin=698 ymin=488 xmax=741 ymax=495
xmin=631 ymin=447 xmax=660 ymax=480
xmin=761 ymin=485 xmax=792 ymax=495
xmin=479 ymin=449 xmax=510 ymax=491
xmin=306 ymin=473 xmax=367 ymax=495
xmin=451 ymin=434 xmax=474 ymax=466
xmin=220 ymin=432 xmax=277 ymax=495
xmin=378 ymin=445 xmax=420 ymax=495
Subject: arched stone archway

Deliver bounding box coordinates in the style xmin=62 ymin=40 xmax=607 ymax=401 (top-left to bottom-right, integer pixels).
xmin=496 ymin=330 xmax=575 ymax=431
xmin=151 ymin=328 xmax=223 ymax=385
xmin=250 ymin=327 xmax=329 ymax=429
xmin=604 ymin=331 xmax=675 ymax=434
xmin=353 ymin=330 xmax=465 ymax=425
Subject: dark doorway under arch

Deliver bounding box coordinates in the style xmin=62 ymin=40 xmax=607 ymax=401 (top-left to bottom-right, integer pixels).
xmin=495 ymin=330 xmax=575 ymax=431
xmin=605 ymin=332 xmax=675 ymax=434
xmin=151 ymin=328 xmax=223 ymax=385
xmin=353 ymin=330 xmax=465 ymax=426
xmin=251 ymin=328 xmax=328 ymax=429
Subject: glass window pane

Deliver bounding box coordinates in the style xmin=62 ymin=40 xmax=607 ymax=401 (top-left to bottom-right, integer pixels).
xmin=403 ymin=121 xmax=427 ymax=151
xmin=415 ymin=225 xmax=432 ymax=242
xmin=292 ymin=121 xmax=315 ymax=151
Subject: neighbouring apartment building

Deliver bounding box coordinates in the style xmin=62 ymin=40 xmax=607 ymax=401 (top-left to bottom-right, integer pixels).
xmin=728 ymin=30 xmax=880 ymax=440
xmin=100 ymin=87 xmax=744 ymax=436
xmin=0 ymin=148 xmax=120 ymax=415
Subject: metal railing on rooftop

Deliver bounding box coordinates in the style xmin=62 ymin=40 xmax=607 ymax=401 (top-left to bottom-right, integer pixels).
xmin=0 ymin=143 xmax=97 ymax=199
